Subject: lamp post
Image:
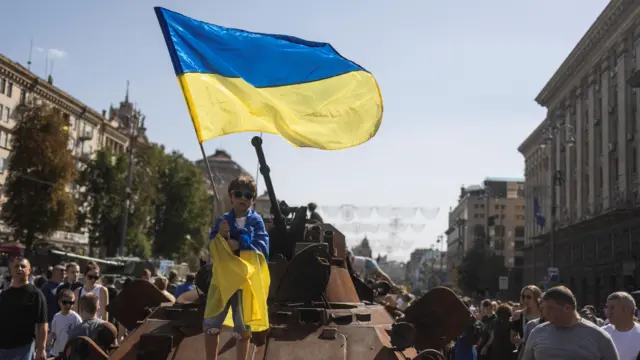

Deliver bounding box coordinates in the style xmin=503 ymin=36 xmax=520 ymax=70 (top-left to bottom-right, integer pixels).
xmin=118 ymin=109 xmax=144 ymax=258
xmin=436 ymin=234 xmax=445 ymax=272
xmin=539 ymin=120 xmax=576 ymax=270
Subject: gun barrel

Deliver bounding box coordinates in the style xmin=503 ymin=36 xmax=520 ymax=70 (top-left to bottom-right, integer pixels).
xmin=251 ymin=136 xmax=286 ymax=232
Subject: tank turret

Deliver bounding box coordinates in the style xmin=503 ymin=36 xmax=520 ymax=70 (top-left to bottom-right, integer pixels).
xmin=72 ymin=136 xmax=474 ymax=360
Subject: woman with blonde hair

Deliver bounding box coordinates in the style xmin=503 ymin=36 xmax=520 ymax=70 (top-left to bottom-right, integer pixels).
xmin=510 ymin=285 xmax=541 ymax=355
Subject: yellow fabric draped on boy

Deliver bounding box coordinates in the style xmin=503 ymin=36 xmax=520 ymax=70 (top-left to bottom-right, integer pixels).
xmin=204 ymin=234 xmax=271 ymax=332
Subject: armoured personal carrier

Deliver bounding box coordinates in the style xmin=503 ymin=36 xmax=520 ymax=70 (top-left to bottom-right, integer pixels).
xmin=64 ymin=136 xmax=474 ymax=360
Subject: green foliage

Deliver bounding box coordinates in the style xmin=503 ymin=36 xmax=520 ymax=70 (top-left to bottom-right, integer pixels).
xmin=457 ymin=238 xmax=507 ymax=296
xmin=75 ymin=150 xmax=127 ymax=256
xmin=76 ymin=143 xmax=211 ymax=261
xmin=2 ymin=105 xmax=76 ymax=249
xmin=152 ymin=150 xmax=211 ymax=261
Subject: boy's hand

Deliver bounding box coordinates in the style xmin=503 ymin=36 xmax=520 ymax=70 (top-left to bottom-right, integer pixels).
xmin=227 ymin=239 xmax=239 ymax=250
xmin=218 ymin=220 xmax=230 ymax=239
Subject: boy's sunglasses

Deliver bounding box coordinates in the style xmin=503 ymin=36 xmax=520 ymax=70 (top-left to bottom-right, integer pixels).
xmin=61 ymin=300 xmax=75 ymax=306
xmin=231 ymin=190 xmax=255 ymax=200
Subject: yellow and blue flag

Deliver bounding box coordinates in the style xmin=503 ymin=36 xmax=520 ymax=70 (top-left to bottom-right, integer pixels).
xmin=155 ymin=7 xmax=383 ymax=150
xmin=204 ymin=234 xmax=270 ymax=332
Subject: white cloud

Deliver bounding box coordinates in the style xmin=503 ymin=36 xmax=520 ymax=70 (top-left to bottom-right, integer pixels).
xmin=33 ymin=47 xmax=67 ymax=59
xmin=48 ymin=49 xmax=67 ymax=59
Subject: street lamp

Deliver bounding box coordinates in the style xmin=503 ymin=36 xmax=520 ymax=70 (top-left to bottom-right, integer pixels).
xmin=538 ymin=120 xmax=575 ymax=272
xmin=118 ymin=109 xmax=144 ymax=258
xmin=436 ymin=234 xmax=445 ymax=271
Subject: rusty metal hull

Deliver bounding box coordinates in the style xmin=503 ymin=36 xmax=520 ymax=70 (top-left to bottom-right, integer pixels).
xmin=108 ymin=302 xmax=417 ymax=360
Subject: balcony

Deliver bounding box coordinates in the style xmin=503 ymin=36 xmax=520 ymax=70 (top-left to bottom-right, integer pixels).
xmin=77 ymin=130 xmax=93 ymax=142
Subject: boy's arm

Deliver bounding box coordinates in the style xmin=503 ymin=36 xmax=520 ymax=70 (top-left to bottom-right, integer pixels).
xmin=239 ymin=215 xmax=269 ymax=258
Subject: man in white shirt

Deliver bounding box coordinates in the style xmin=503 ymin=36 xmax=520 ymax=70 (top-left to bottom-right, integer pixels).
xmin=602 ymin=291 xmax=640 ymax=360
xmin=347 ymin=252 xmax=395 ymax=285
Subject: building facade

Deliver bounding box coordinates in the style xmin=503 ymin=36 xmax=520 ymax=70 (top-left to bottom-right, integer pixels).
xmin=405 ymin=247 xmax=447 ymax=294
xmin=446 ymin=178 xmax=526 ymax=293
xmin=0 ymin=53 xmax=147 ymax=247
xmin=519 ymin=0 xmax=640 ymax=306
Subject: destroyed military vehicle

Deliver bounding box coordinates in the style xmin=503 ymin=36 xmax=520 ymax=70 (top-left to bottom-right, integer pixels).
xmin=64 ymin=136 xmax=474 ymax=360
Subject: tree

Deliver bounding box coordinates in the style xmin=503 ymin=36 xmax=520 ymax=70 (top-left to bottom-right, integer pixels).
xmin=152 ymin=150 xmax=211 ymax=264
xmin=457 ymin=238 xmax=507 ymax=296
xmin=75 ymin=143 xmax=212 ymax=262
xmin=75 ymin=149 xmax=128 ymax=257
xmin=1 ymin=105 xmax=76 ymax=250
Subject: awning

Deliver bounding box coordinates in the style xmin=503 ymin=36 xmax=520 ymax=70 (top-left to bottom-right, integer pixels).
xmin=49 ymin=249 xmax=125 ymax=267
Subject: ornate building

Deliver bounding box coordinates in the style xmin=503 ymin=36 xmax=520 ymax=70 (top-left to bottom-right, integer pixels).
xmin=0 ymin=52 xmax=148 ymax=247
xmin=519 ymin=0 xmax=640 ymax=305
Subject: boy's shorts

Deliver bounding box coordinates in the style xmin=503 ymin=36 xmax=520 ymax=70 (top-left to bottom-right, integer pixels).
xmin=203 ymin=289 xmax=250 ymax=334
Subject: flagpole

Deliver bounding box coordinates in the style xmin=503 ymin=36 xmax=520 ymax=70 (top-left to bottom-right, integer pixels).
xmin=198 ymin=141 xmax=221 ymax=224
xmin=253 ymin=132 xmax=264 ymax=209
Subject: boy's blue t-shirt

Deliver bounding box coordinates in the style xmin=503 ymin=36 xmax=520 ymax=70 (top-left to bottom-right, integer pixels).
xmin=210 ymin=209 xmax=270 ymax=259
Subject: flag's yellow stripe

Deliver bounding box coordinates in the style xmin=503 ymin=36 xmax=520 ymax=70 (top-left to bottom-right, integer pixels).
xmin=178 ymin=70 xmax=383 ymax=150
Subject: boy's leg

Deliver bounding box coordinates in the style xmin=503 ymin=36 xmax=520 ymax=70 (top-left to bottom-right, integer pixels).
xmin=203 ymin=300 xmax=232 ymax=360
xmin=229 ymin=290 xmax=251 ymax=360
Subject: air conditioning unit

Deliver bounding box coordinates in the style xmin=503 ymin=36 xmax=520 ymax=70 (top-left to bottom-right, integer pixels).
xmin=609 ymin=105 xmax=616 ymax=114
xmin=628 ymin=133 xmax=635 ymax=141
xmin=609 ymin=142 xmax=616 ymax=152
xmin=595 ymin=117 xmax=601 ymax=125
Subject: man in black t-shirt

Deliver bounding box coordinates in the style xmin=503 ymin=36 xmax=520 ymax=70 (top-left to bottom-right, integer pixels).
xmin=0 ymin=257 xmax=48 ymax=360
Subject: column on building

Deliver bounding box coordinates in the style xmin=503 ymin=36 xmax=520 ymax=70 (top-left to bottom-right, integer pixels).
xmin=601 ymin=58 xmax=611 ymax=210
xmin=576 ymin=87 xmax=584 ymax=219
xmin=564 ymin=100 xmax=573 ymax=221
xmin=617 ymin=38 xmax=630 ymax=198
xmin=587 ymin=70 xmax=597 ymax=214
xmin=554 ymin=108 xmax=561 ymax=227
xmin=635 ymin=33 xmax=640 ymax=185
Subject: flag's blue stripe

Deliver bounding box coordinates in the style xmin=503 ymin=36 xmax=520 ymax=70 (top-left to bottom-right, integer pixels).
xmin=155 ymin=7 xmax=366 ymax=88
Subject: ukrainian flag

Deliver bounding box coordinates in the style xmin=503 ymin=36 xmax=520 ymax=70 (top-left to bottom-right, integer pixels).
xmin=155 ymin=7 xmax=383 ymax=150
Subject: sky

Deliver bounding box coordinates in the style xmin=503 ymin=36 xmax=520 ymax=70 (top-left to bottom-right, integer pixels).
xmin=0 ymin=0 xmax=610 ymax=261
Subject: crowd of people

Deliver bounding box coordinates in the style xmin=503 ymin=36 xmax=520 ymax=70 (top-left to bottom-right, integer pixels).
xmin=450 ymin=285 xmax=640 ymax=360
xmin=0 ymin=256 xmax=194 ymax=360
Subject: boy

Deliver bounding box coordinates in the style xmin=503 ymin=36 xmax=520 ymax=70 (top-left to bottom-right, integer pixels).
xmin=48 ymin=289 xmax=82 ymax=357
xmin=203 ymin=176 xmax=269 ymax=360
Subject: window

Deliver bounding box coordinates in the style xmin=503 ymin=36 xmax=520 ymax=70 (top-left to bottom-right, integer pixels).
xmin=7 ymin=133 xmax=12 ymax=150
xmin=0 ymin=131 xmax=7 ymax=148
xmin=0 ymin=105 xmax=3 ymax=119
xmin=6 ymin=82 xmax=12 ymax=98
xmin=0 ymin=158 xmax=5 ymax=173
xmin=515 ymin=226 xmax=525 ymax=238
xmin=0 ymin=79 xmax=5 ymax=94
xmin=19 ymin=89 xmax=26 ymax=104
xmin=4 ymin=107 xmax=10 ymax=122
